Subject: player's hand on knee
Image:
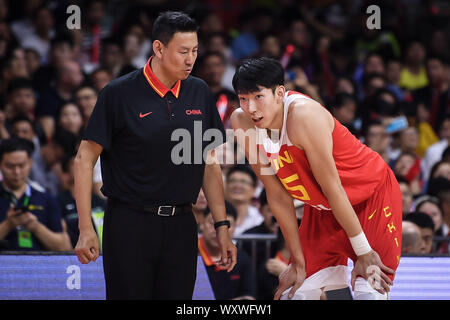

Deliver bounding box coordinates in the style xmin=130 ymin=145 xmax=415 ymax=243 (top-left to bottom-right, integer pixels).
xmin=75 ymin=228 xmax=100 ymax=264
xmin=273 ymin=263 xmax=306 ymax=300
xmin=351 ymin=250 xmax=394 ymax=295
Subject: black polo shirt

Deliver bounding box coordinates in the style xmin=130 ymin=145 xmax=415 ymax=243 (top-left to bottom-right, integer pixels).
xmin=84 ymin=57 xmax=226 ymax=206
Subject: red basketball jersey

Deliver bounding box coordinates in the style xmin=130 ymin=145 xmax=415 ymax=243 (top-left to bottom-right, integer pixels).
xmin=258 ymin=91 xmax=387 ymax=211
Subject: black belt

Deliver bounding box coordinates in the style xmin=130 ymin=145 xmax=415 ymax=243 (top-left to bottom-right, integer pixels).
xmin=108 ymin=198 xmax=192 ymax=217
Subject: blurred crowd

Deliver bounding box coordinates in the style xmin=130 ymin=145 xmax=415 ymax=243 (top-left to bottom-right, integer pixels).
xmin=0 ymin=0 xmax=449 ymax=300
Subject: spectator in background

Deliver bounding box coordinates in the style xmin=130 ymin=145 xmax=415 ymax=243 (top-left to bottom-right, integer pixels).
xmin=429 ymin=160 xmax=450 ymax=183
xmin=415 ymin=194 xmax=446 ymax=238
xmin=412 ymin=56 xmax=449 ymax=131
xmin=198 ymin=201 xmax=256 ymax=300
xmin=0 ymin=48 xmax=30 ymax=102
xmin=426 ymin=178 xmax=450 ymax=252
xmin=0 ymin=137 xmax=71 ymax=251
xmin=330 ymin=92 xmax=357 ymax=135
xmin=4 ymin=77 xmax=36 ymax=123
xmin=57 ymin=102 xmax=84 ymax=138
xmin=32 ymin=33 xmax=76 ymax=93
xmin=231 ymin=9 xmax=260 ymax=62
xmin=401 ymin=221 xmax=422 ymax=254
xmin=258 ymin=34 xmax=281 ymax=60
xmin=21 ymin=6 xmax=54 ymax=65
xmin=35 ymin=60 xmax=84 ymax=139
xmin=24 ymin=48 xmax=41 ymax=76
xmin=58 ymin=154 xmax=105 ymax=250
xmin=398 ymin=126 xmax=420 ymax=155
xmin=393 ymin=152 xmax=422 ymax=196
xmin=363 ymin=120 xmax=391 ymax=163
xmin=100 ymin=37 xmax=124 ymax=79
xmin=196 ymin=51 xmax=237 ymax=128
xmin=242 ymin=189 xmax=278 ymax=270
xmin=10 ymin=115 xmax=42 ymax=167
xmin=225 ymin=165 xmax=263 ymax=236
xmin=89 ymin=67 xmax=111 ymax=92
xmin=422 ymin=116 xmax=450 ymax=182
xmin=285 ymin=64 xmax=323 ymax=105
xmin=30 ymin=127 xmax=78 ymax=196
xmin=385 ymin=59 xmax=404 ymax=101
xmin=202 ymin=32 xmax=234 ymax=91
xmin=399 ymin=41 xmax=428 ymax=91
xmin=75 ymin=86 xmax=97 ymax=123
xmin=79 ymin=0 xmax=112 ymax=74
xmin=335 ymin=76 xmax=356 ymax=96
xmin=397 ymin=176 xmax=413 ymax=216
xmin=415 ymin=101 xmax=439 ymax=158
xmin=404 ymin=212 xmax=435 ymax=254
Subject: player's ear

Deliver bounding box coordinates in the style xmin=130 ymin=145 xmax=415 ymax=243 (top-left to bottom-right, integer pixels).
xmin=276 ymin=85 xmax=285 ymax=98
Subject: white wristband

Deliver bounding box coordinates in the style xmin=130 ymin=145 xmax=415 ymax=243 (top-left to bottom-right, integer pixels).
xmin=349 ymin=232 xmax=372 ymax=256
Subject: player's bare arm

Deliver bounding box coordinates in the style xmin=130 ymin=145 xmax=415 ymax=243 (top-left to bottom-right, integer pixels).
xmin=230 ymin=108 xmax=307 ymax=299
xmin=74 ymin=140 xmax=102 ymax=264
xmin=287 ymin=100 xmax=394 ymax=293
xmin=203 ymin=150 xmax=237 ymax=272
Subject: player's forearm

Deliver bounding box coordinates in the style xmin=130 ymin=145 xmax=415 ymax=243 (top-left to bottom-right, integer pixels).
xmin=324 ymin=184 xmax=363 ymax=238
xmin=202 ymin=162 xmax=227 ymax=223
xmin=268 ymin=193 xmax=305 ymax=267
xmin=74 ymin=153 xmax=95 ymax=232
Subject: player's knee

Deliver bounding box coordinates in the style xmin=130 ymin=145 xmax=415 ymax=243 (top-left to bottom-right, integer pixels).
xmin=353 ymin=277 xmax=388 ymax=300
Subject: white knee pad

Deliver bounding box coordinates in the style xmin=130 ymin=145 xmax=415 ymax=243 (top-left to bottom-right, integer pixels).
xmin=280 ymin=287 xmax=323 ymax=300
xmin=353 ymin=277 xmax=388 ymax=300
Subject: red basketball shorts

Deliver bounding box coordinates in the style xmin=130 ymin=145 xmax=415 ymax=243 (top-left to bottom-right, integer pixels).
xmin=299 ymin=167 xmax=402 ymax=282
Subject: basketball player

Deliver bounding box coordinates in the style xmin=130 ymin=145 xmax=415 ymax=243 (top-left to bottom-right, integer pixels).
xmin=230 ymin=58 xmax=402 ymax=300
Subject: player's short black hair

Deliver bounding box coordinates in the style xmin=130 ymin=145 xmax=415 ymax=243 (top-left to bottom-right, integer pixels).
xmin=404 ymin=212 xmax=435 ymax=232
xmin=0 ymin=137 xmax=35 ymax=162
xmin=226 ymin=164 xmax=258 ymax=188
xmin=204 ymin=200 xmax=237 ymax=221
xmin=152 ymin=11 xmax=198 ymax=46
xmin=232 ymin=57 xmax=284 ymax=94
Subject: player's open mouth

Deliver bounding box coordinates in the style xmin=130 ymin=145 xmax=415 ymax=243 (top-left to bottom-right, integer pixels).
xmin=252 ymin=116 xmax=263 ymax=123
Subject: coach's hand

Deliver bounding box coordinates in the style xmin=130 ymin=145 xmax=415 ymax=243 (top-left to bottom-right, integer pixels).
xmin=215 ymin=226 xmax=237 ymax=272
xmin=351 ymin=250 xmax=394 ymax=295
xmin=274 ymin=262 xmax=306 ymax=300
xmin=75 ymin=227 xmax=100 ymax=264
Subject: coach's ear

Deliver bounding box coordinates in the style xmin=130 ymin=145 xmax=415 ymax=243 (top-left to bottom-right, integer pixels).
xmin=153 ymin=40 xmax=164 ymax=58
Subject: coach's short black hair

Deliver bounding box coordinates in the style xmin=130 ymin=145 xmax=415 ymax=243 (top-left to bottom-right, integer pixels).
xmin=152 ymin=11 xmax=198 ymax=45
xmin=232 ymin=57 xmax=284 ymax=94
xmin=0 ymin=137 xmax=35 ymax=162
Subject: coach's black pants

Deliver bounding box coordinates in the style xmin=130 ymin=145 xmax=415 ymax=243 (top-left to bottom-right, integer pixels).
xmin=102 ymin=200 xmax=198 ymax=300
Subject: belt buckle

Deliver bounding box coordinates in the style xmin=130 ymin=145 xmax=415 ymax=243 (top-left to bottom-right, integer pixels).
xmin=157 ymin=206 xmax=175 ymax=216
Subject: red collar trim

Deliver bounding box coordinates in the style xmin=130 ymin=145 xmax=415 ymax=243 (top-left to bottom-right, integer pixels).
xmin=198 ymin=236 xmax=215 ymax=267
xmin=143 ymin=56 xmax=181 ymax=98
